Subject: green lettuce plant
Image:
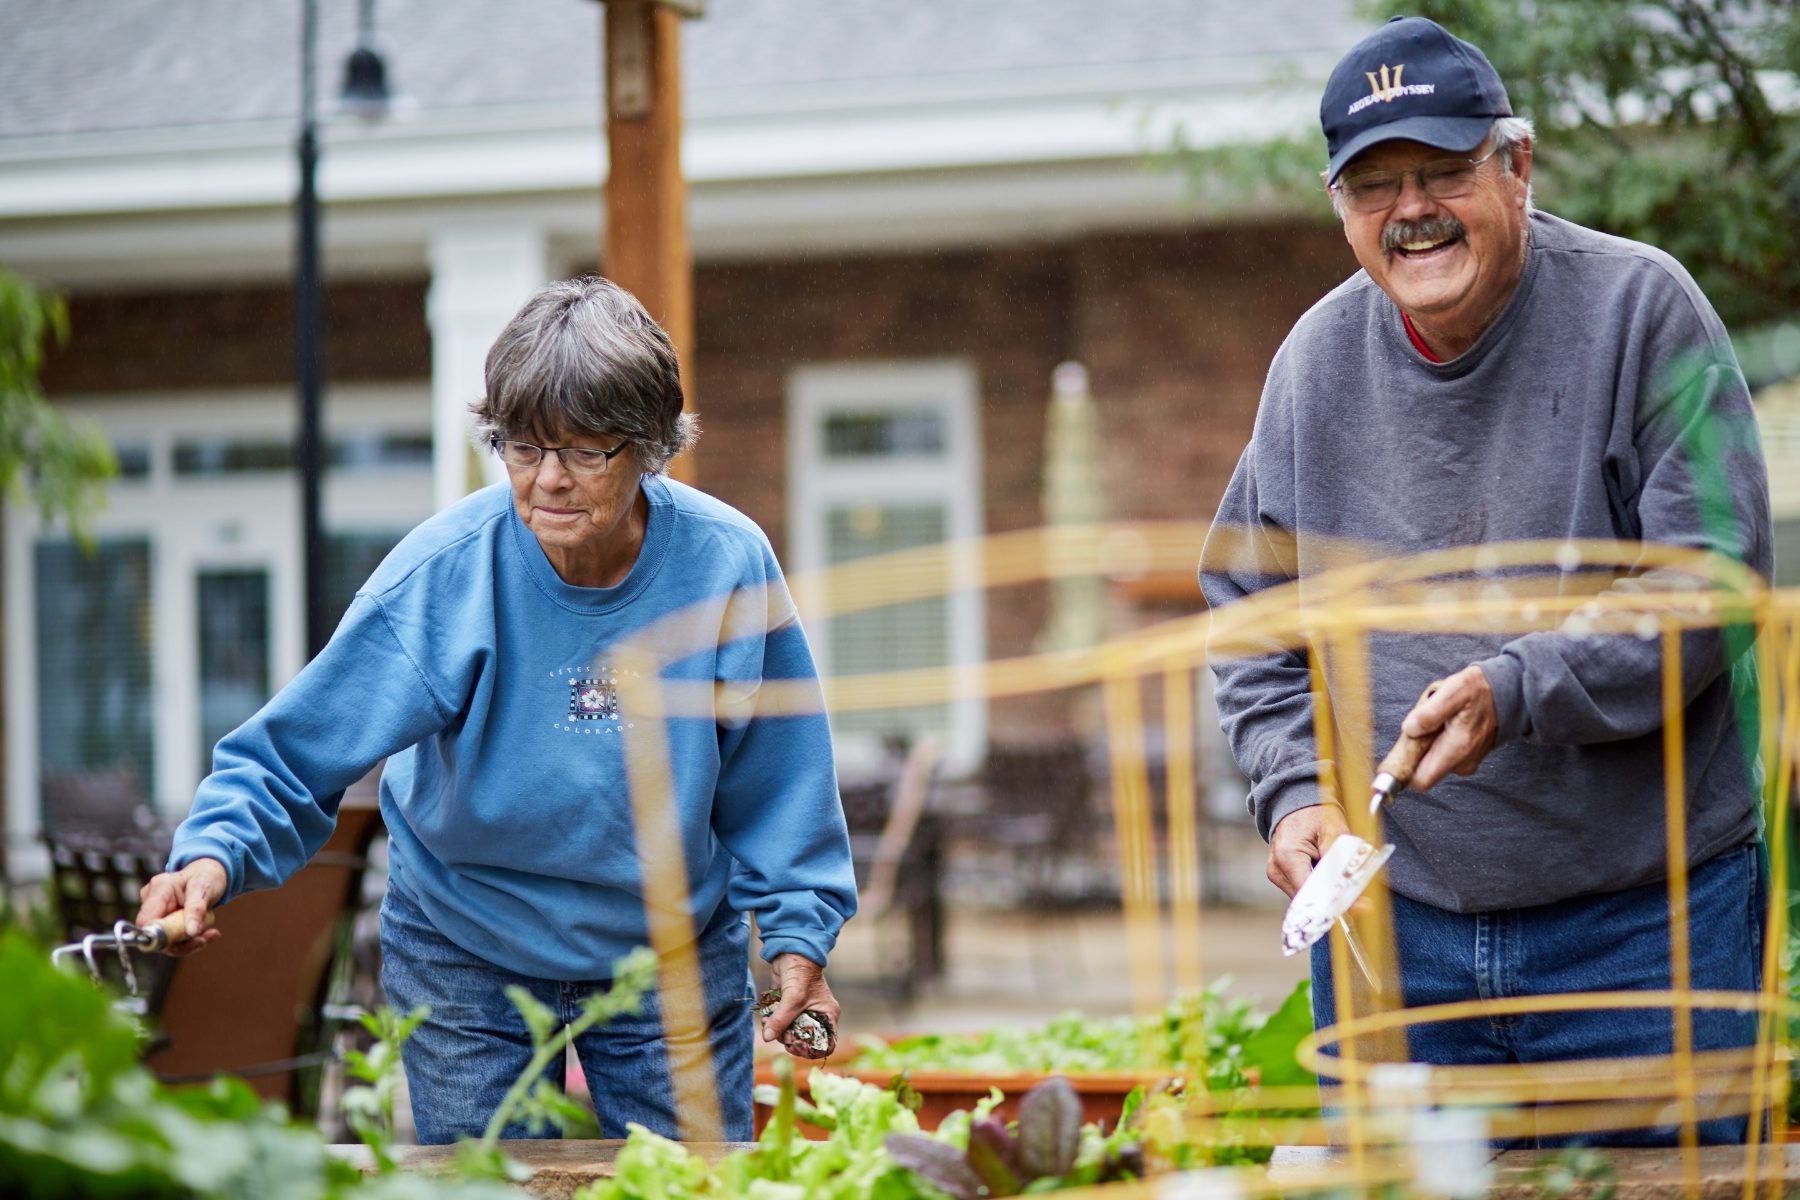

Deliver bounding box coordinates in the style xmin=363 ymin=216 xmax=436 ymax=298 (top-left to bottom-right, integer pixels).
xmin=849 ymin=980 xmax=1315 ymax=1092
xmin=577 ymin=1007 xmax=1318 ymax=1200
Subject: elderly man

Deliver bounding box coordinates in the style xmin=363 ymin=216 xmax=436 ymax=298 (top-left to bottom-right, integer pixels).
xmin=1200 ymin=17 xmax=1771 ymax=1145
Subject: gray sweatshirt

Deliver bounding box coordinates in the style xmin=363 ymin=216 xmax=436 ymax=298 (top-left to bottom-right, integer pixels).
xmin=1199 ymin=211 xmax=1771 ymax=913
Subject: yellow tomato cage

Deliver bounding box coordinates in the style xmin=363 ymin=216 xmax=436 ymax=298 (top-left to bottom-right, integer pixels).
xmin=603 ymin=520 xmax=1795 ymax=1198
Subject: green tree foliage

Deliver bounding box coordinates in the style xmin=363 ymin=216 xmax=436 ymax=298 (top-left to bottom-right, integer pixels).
xmin=1401 ymin=0 xmax=1800 ymax=329
xmin=0 ymin=268 xmax=114 ymax=538
xmin=1173 ymin=3 xmax=1800 ymax=332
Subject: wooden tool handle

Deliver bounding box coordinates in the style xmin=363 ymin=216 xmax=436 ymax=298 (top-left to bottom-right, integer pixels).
xmin=1374 ymin=728 xmax=1432 ymax=787
xmin=147 ymin=911 xmax=215 ymax=950
xmin=1375 ymin=682 xmax=1442 ymax=788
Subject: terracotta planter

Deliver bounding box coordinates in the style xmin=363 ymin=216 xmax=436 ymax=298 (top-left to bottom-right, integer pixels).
xmin=752 ymin=1057 xmax=1164 ymax=1138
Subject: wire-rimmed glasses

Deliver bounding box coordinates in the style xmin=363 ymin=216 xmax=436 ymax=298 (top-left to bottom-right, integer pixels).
xmin=1331 ymin=146 xmax=1500 ymax=213
xmin=491 ymin=437 xmax=630 ymax=476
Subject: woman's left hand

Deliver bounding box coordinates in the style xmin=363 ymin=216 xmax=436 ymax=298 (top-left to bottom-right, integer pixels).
xmin=762 ymin=952 xmax=840 ymax=1053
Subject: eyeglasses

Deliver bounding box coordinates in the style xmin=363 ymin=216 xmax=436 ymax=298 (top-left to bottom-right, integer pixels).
xmin=491 ymin=437 xmax=630 ymax=476
xmin=1331 ymin=146 xmax=1500 ymax=213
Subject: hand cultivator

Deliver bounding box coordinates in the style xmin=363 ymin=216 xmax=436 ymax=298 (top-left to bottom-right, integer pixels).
xmin=49 ymin=914 xmax=210 ymax=1014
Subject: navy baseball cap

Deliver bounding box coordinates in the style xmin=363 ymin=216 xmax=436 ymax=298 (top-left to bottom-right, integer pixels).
xmin=1321 ymin=16 xmax=1512 ymax=184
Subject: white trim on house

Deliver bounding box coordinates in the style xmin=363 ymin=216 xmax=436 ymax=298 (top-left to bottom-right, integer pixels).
xmin=0 ymin=83 xmax=1314 ymax=216
xmin=0 ymin=159 xmax=1224 ymax=290
xmin=0 ymin=84 xmax=1320 ymax=289
xmin=426 ymin=224 xmax=553 ymax=509
xmin=785 ymin=359 xmax=986 ymax=773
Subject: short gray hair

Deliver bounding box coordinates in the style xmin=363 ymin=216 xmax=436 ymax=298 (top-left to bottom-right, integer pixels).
xmin=1328 ymin=115 xmax=1537 ymax=220
xmin=471 ymin=276 xmax=699 ymax=475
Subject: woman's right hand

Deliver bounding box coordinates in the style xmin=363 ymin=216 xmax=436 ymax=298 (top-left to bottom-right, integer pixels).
xmin=135 ymin=858 xmax=228 ymax=956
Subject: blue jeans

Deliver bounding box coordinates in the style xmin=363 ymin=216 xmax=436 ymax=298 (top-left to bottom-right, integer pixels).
xmin=379 ymin=883 xmax=757 ymax=1145
xmin=1311 ymin=844 xmax=1764 ymax=1147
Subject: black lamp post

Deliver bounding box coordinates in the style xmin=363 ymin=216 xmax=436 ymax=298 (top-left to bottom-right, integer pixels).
xmin=295 ymin=0 xmax=390 ymax=659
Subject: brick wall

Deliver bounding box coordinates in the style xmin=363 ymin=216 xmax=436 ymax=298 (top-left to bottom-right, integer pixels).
xmin=1073 ymin=224 xmax=1354 ymax=525
xmin=688 ymin=244 xmax=1074 ymax=739
xmin=690 ymin=225 xmax=1354 ymax=738
xmin=43 ymin=278 xmax=431 ymax=395
xmin=43 ymin=228 xmax=1352 ymax=527
xmin=37 ymin=225 xmax=1354 ymax=743
xmin=692 ymin=244 xmax=1073 ymax=564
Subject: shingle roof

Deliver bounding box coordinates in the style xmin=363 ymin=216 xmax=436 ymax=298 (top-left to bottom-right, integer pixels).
xmin=0 ymin=0 xmax=1371 ymax=143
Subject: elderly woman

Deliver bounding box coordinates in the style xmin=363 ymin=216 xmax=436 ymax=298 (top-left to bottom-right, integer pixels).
xmin=136 ymin=276 xmax=857 ymax=1144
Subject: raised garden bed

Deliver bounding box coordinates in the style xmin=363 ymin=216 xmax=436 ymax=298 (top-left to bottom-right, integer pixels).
xmin=754 ymin=1057 xmax=1155 ymax=1133
xmin=753 ymin=981 xmax=1313 ymax=1137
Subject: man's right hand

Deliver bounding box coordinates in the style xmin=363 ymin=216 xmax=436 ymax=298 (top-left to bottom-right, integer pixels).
xmin=135 ymin=858 xmax=228 ymax=956
xmin=1267 ymin=804 xmax=1347 ymax=899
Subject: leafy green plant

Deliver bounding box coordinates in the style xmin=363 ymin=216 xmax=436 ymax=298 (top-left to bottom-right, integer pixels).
xmin=1156 ymin=2 xmax=1800 ymax=339
xmin=0 ymin=927 xmax=520 ymax=1199
xmin=1524 ymin=1146 xmax=1618 ymax=1200
xmin=1232 ymin=980 xmax=1316 ymax=1089
xmin=849 ymin=980 xmax=1315 ymax=1092
xmin=578 ymin=1060 xmax=937 ymax=1200
xmin=0 ymin=879 xmax=62 ymax=947
xmin=5 ymin=926 xmax=663 ymax=1196
xmin=0 ymin=267 xmax=115 ymax=541
xmin=1397 ymin=0 xmax=1800 ymax=331
xmin=449 ymin=946 xmax=658 ymax=1182
xmin=579 ymin=1036 xmax=1306 ymax=1200
xmin=339 ymin=1005 xmax=428 ymax=1174
xmin=884 ymin=1075 xmax=1146 ymax=1197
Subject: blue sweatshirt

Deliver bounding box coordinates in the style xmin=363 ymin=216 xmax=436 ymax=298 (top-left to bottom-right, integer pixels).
xmin=169 ymin=476 xmax=857 ymax=980
xmin=1200 ymin=211 xmax=1771 ymax=913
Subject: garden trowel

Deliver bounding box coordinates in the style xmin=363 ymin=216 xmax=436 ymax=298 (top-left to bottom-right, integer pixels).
xmin=1280 ymin=686 xmax=1439 ymax=962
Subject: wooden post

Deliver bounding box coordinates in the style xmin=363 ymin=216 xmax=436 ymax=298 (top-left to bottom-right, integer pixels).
xmin=602 ymin=0 xmax=696 ymax=482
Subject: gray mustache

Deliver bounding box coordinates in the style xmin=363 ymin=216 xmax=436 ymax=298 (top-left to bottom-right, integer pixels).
xmin=1381 ymin=216 xmax=1466 ymax=253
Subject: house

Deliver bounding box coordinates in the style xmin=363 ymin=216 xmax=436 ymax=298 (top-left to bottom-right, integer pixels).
xmin=0 ymin=0 xmax=1373 ymax=870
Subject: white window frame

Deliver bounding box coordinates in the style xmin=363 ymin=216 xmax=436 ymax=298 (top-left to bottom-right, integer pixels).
xmin=785 ymin=359 xmax=986 ymax=773
xmin=5 ymin=384 xmax=433 ymax=874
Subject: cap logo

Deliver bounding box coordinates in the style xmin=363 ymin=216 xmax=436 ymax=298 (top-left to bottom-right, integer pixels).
xmin=1348 ymin=63 xmax=1436 ymax=115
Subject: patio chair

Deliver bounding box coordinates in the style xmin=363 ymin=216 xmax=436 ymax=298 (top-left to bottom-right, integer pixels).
xmin=962 ymin=740 xmax=1096 ymax=907
xmin=42 ymin=762 xmax=172 ymax=843
xmin=842 ymin=736 xmax=946 ymax=1002
xmin=144 ymin=791 xmax=383 ymax=1115
xmin=43 ymin=764 xmax=180 ymax=1014
xmin=45 ymin=826 xmax=181 ymax=1021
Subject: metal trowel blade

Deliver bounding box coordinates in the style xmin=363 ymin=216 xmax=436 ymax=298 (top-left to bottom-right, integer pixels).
xmin=1280 ymin=833 xmax=1394 ymax=956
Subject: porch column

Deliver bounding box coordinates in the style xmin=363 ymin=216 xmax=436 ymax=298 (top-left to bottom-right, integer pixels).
xmin=426 ymin=225 xmax=552 ymax=511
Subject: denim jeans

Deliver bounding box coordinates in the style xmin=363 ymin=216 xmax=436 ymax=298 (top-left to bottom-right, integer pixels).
xmin=1311 ymin=843 xmax=1764 ymax=1147
xmin=380 ymin=883 xmax=757 ymax=1145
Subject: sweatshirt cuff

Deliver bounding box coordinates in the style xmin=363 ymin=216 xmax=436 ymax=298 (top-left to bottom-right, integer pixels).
xmin=1257 ymin=769 xmax=1335 ymax=843
xmin=1477 ymin=652 xmax=1530 ymax=744
xmin=758 ymin=933 xmax=834 ymax=968
xmin=167 ymin=836 xmax=244 ymax=903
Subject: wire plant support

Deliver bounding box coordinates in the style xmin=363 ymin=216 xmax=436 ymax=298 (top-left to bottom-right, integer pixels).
xmin=598 ymin=522 xmax=1799 ymax=1196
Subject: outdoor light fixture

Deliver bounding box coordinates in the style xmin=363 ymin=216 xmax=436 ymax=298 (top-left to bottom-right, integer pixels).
xmin=338 ymin=0 xmax=393 ymax=120
xmin=296 ymin=0 xmax=391 ymax=659
xmin=338 ymin=47 xmax=391 ymax=118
